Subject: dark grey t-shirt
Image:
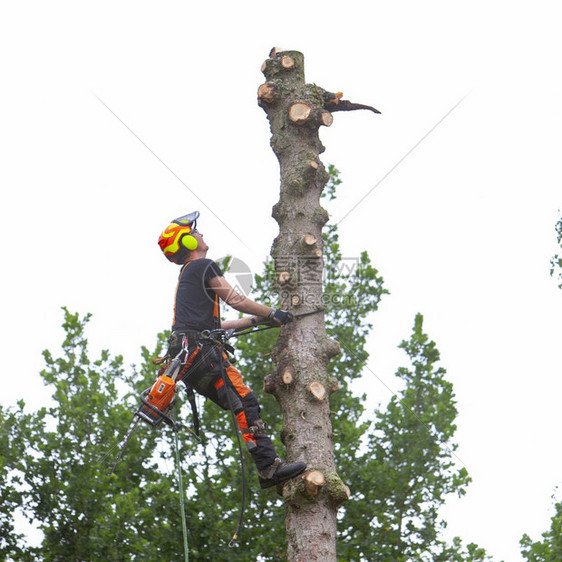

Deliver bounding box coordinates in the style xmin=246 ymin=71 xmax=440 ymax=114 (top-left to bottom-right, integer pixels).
xmin=172 ymin=258 xmax=223 ymax=331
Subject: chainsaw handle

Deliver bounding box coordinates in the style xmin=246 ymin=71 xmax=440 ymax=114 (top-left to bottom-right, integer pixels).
xmin=138 ymin=388 xmax=177 ymax=428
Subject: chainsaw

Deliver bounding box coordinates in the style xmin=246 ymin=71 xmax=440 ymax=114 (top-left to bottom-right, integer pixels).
xmin=110 ymin=335 xmax=190 ymax=473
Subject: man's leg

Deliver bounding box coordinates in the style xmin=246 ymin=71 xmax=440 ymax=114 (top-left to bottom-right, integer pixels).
xmin=214 ymin=364 xmax=276 ymax=470
xmin=215 ymin=364 xmax=306 ymax=488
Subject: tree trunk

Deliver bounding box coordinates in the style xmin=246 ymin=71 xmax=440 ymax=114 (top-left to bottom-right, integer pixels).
xmin=258 ymin=48 xmax=347 ymax=562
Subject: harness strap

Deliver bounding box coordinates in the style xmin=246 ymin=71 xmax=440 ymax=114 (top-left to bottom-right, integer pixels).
xmin=184 ymin=385 xmax=200 ymax=437
xmin=258 ymin=457 xmax=282 ymax=480
xmin=213 ymin=293 xmax=220 ymax=329
xmin=241 ymin=419 xmax=266 ymax=437
xmin=176 ymin=345 xmax=201 ymax=380
xmin=174 ymin=345 xmax=202 ymax=436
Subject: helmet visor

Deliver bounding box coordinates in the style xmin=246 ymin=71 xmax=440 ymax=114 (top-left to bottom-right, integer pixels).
xmin=172 ymin=211 xmax=200 ymax=230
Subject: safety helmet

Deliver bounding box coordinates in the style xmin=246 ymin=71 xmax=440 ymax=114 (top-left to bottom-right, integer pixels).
xmin=158 ymin=211 xmax=200 ymax=264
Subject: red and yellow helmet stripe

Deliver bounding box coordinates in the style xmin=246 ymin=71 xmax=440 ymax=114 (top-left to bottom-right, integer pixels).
xmin=158 ymin=222 xmax=193 ymax=259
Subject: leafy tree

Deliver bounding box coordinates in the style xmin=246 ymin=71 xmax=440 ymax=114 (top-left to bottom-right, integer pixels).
xmin=550 ymin=213 xmax=562 ymax=288
xmin=519 ymin=214 xmax=562 ymax=560
xmin=337 ymin=314 xmax=484 ymax=561
xmin=437 ymin=537 xmax=494 ymax=561
xmin=0 ymin=405 xmax=28 ymax=560
xmin=0 ymin=309 xmax=196 ymax=561
xmin=520 ymin=497 xmax=562 ymax=561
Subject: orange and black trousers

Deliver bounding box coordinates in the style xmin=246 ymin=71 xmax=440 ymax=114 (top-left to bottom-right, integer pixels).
xmin=176 ymin=334 xmax=277 ymax=471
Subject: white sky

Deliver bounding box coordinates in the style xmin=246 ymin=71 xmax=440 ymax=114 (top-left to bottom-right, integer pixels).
xmin=1 ymin=1 xmax=561 ymax=560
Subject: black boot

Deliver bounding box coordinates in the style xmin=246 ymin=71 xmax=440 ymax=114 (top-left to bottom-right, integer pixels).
xmin=258 ymin=457 xmax=307 ymax=489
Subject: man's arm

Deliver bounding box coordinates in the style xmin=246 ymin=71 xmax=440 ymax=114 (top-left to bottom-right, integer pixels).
xmin=221 ymin=316 xmax=257 ymax=331
xmin=208 ymin=275 xmax=272 ymax=319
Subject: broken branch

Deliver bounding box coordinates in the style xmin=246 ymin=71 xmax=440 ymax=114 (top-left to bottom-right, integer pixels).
xmin=326 ymin=99 xmax=381 ymax=114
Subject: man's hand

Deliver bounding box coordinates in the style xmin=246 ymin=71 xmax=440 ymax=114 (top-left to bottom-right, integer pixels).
xmin=268 ymin=309 xmax=294 ymax=326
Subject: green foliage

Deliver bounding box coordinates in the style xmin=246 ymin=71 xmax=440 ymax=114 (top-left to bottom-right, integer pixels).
xmin=0 ymin=405 xmax=28 ymax=560
xmin=322 ymin=163 xmax=342 ymax=201
xmin=520 ymin=499 xmax=562 ymax=561
xmin=436 ymin=537 xmax=494 ymax=561
xmin=1 ymin=167 xmax=489 ymax=561
xmin=337 ymin=314 xmax=477 ymax=562
xmin=550 ymin=212 xmax=562 ymax=289
xmin=0 ymin=309 xmax=194 ymax=561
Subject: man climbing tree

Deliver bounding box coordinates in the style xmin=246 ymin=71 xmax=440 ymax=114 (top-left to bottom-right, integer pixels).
xmin=157 ymin=211 xmax=306 ymax=488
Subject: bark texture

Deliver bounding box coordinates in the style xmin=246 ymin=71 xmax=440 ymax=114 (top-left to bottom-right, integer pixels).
xmin=258 ymin=48 xmax=346 ymax=562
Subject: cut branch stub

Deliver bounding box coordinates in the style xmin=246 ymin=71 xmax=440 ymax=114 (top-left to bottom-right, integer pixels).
xmin=308 ymin=381 xmax=327 ymax=401
xmin=304 ymin=470 xmax=326 ymax=496
xmin=281 ymin=55 xmax=295 ymax=69
xmin=282 ymin=368 xmax=294 ymax=385
xmin=278 ymin=271 xmax=291 ymax=284
xmin=299 ymin=233 xmax=322 ymax=257
xmin=257 ymin=83 xmax=276 ymax=105
xmin=289 ymin=102 xmax=312 ymax=124
xmin=321 ymin=111 xmax=334 ymax=127
xmin=262 ymin=49 xmax=305 ymax=82
xmin=303 ymin=233 xmax=317 ymax=246
xmin=263 ymin=374 xmax=276 ymax=395
xmin=326 ymin=339 xmax=341 ymax=359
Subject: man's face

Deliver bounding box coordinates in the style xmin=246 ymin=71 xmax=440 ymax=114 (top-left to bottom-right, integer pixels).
xmin=191 ymin=229 xmax=208 ymax=252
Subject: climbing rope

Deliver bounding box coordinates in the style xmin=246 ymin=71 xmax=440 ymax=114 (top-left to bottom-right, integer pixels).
xmin=174 ymin=428 xmax=190 ymax=562
xmin=200 ymin=329 xmax=247 ymax=548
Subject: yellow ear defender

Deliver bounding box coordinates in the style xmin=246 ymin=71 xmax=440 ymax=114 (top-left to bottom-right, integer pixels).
xmin=182 ymin=233 xmax=198 ymax=250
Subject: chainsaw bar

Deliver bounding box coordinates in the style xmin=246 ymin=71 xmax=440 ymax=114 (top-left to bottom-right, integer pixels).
xmin=110 ymin=417 xmax=141 ymax=474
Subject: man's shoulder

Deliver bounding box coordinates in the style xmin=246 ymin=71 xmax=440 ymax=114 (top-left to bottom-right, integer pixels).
xmin=190 ymin=258 xmax=223 ymax=277
xmin=191 ymin=257 xmax=218 ymax=268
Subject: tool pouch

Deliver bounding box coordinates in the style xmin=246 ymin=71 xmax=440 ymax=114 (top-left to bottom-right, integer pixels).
xmin=182 ymin=342 xmax=228 ymax=408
